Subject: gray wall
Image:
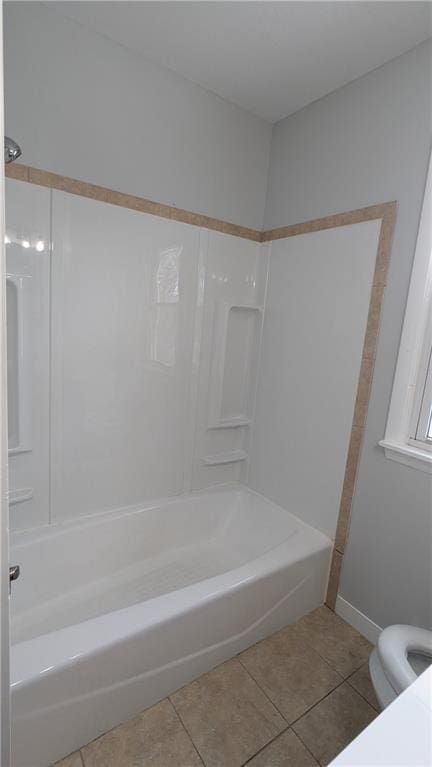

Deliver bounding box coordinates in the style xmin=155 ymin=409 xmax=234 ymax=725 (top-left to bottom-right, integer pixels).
xmin=3 ymin=3 xmax=271 ymax=230
xmin=265 ymin=40 xmax=432 ymax=630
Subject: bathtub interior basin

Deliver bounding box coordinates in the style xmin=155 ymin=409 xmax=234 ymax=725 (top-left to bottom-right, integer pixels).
xmin=11 ymin=486 xmax=324 ymax=644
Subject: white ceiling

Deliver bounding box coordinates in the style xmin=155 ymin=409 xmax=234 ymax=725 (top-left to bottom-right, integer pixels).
xmin=51 ymin=1 xmax=431 ymax=123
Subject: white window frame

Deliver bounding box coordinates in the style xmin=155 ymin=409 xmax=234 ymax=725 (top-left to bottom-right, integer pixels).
xmin=408 ymin=304 xmax=432 ymax=450
xmin=380 ymin=150 xmax=432 ymax=473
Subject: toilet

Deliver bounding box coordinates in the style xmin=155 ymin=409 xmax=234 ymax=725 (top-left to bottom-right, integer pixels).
xmin=370 ymin=625 xmax=432 ymax=709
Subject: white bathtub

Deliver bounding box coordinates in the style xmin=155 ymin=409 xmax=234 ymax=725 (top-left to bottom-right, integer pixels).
xmin=10 ymin=486 xmax=332 ymax=767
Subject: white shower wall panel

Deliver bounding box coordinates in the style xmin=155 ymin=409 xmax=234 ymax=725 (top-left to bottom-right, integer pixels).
xmin=249 ymin=220 xmax=381 ymax=539
xmin=50 ymin=192 xmax=202 ymax=522
xmin=46 ymin=191 xmax=266 ymax=525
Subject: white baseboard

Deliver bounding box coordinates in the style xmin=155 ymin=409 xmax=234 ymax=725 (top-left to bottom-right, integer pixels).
xmin=335 ymin=596 xmax=382 ymax=645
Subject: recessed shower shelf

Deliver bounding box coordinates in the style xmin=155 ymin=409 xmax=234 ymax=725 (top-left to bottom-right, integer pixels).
xmin=208 ymin=302 xmax=263 ymax=430
xmin=8 ymin=487 xmax=34 ymax=506
xmin=202 ymin=449 xmax=247 ymax=466
xmin=207 ymin=418 xmax=251 ymax=430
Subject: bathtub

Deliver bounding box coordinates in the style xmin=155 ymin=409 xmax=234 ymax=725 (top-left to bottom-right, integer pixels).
xmin=10 ymin=485 xmax=332 ymax=767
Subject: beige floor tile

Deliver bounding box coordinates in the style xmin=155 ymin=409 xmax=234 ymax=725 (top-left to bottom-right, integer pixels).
xmin=246 ymin=729 xmax=319 ymax=766
xmin=239 ymin=624 xmax=342 ymax=723
xmin=292 ymin=682 xmax=377 ymax=766
xmin=348 ymin=663 xmax=380 ymax=711
xmin=54 ymin=753 xmax=83 ymax=767
xmin=295 ymin=607 xmax=372 ymax=677
xmin=81 ymin=698 xmax=202 ymax=767
xmin=171 ymin=658 xmax=286 ymax=767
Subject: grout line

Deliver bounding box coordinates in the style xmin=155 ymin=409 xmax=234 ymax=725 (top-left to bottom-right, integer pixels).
xmin=236 ymin=639 xmax=346 ymax=727
xmin=169 ymin=695 xmax=206 ymax=766
xmin=345 ymin=672 xmax=380 ymax=713
xmin=289 ymin=676 xmax=378 ymax=765
xmin=307 ymin=614 xmax=371 ymax=678
xmin=346 ymin=680 xmax=380 ymax=714
xmin=240 ymin=679 xmax=357 ymax=767
xmin=290 ymin=727 xmax=323 ymax=766
xmin=289 ymin=677 xmax=346 ymax=731
xmin=292 ymin=608 xmax=371 ymax=681
xmin=78 ymin=750 xmax=85 ymax=767
xmin=240 ymin=727 xmax=292 ymax=766
xmin=169 ymin=659 xmax=291 ymax=766
xmin=254 ymin=631 xmax=360 ymax=720
xmin=236 ymin=654 xmax=290 ymax=724
xmin=309 ymin=648 xmax=365 ymax=682
xmin=291 ymin=728 xmax=322 ymax=766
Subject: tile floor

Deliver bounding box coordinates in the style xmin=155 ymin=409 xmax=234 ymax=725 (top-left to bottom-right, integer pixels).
xmin=54 ymin=606 xmax=379 ymax=767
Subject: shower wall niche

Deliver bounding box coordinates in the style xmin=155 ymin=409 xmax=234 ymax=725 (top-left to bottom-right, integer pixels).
xmin=208 ymin=303 xmax=262 ymax=429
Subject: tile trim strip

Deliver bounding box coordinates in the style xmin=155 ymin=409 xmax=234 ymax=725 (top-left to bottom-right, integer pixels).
xmin=5 ymin=163 xmax=397 ymax=608
xmin=261 ymin=203 xmax=395 ymax=241
xmin=326 ymin=201 xmax=397 ymax=608
xmin=5 ymin=163 xmax=262 ymax=242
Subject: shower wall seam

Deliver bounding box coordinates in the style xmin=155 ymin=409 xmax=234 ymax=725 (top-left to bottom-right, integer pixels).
xmin=184 ymin=228 xmax=209 ymax=494
xmin=48 ymin=188 xmax=53 ymax=526
xmin=244 ymin=242 xmax=271 ymax=488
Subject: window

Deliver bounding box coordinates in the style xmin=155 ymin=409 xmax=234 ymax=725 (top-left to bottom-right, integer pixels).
xmin=409 ymin=309 xmax=432 ymax=450
xmin=380 ymin=151 xmax=432 ymax=473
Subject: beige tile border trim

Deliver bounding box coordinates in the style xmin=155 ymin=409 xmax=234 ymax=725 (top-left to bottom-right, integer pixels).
xmin=5 ymin=163 xmax=262 ymax=242
xmin=5 ymin=163 xmax=397 ymax=610
xmin=325 ymin=201 xmax=397 ymax=608
xmin=261 ymin=203 xmax=396 ymax=242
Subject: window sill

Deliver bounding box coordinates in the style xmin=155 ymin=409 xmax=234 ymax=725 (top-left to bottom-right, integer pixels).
xmin=379 ymin=440 xmax=432 ymax=473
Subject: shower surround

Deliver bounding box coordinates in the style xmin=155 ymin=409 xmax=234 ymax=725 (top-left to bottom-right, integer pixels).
xmin=5 ymin=170 xmax=394 ymax=766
